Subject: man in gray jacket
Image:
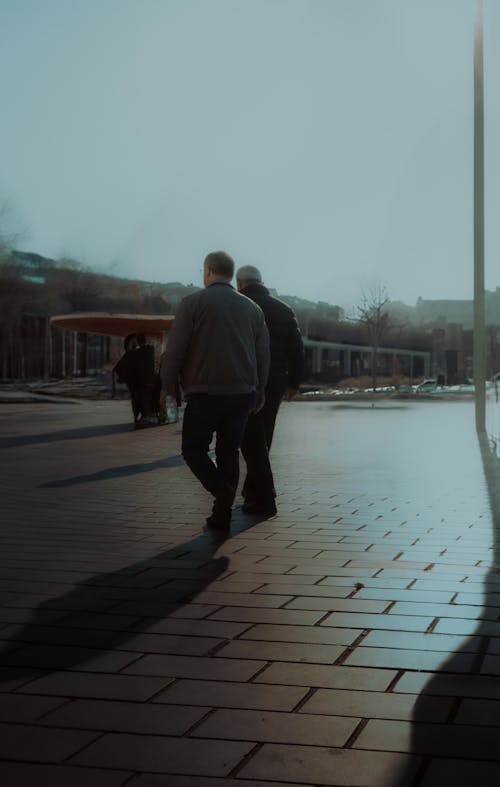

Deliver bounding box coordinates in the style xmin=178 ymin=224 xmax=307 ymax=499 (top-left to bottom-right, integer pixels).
xmin=160 ymin=251 xmax=270 ymax=530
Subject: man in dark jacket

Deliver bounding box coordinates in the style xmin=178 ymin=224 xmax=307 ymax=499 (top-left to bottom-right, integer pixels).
xmin=133 ymin=333 xmax=157 ymax=426
xmin=237 ymin=265 xmax=303 ymax=516
xmin=114 ymin=333 xmax=140 ymax=423
xmin=161 ymin=252 xmax=270 ymax=530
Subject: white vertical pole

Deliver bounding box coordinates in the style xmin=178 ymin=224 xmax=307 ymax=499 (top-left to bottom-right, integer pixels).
xmin=474 ymin=1 xmax=486 ymax=433
xmin=73 ymin=332 xmax=78 ymax=377
xmin=48 ymin=319 xmax=53 ymax=379
xmin=61 ymin=329 xmax=66 ymax=376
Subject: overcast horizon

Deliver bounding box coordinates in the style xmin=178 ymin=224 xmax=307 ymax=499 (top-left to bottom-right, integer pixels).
xmin=1 ymin=0 xmax=499 ymax=313
xmin=12 ymin=243 xmax=500 ymax=314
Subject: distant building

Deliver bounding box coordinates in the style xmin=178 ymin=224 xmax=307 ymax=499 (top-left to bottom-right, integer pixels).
xmin=5 ymin=248 xmax=500 ymax=383
xmin=12 ymin=250 xmax=58 ymax=284
xmin=415 ymin=297 xmax=473 ymax=329
xmin=415 ymin=291 xmax=500 ymax=329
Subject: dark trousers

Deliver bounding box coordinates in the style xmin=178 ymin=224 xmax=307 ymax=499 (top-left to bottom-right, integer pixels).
xmin=181 ymin=392 xmax=256 ymax=496
xmin=240 ymin=383 xmax=285 ymax=504
xmin=128 ymin=384 xmax=141 ymax=422
xmin=139 ymin=383 xmax=156 ymax=420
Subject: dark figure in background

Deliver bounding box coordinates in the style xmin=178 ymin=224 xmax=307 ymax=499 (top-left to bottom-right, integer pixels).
xmin=133 ymin=333 xmax=157 ymax=427
xmin=160 ymin=251 xmax=270 ymax=530
xmin=113 ymin=333 xmax=141 ymax=423
xmin=237 ymin=264 xmax=303 ymax=517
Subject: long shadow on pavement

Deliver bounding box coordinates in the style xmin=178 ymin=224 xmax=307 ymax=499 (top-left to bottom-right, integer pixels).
xmin=38 ymin=454 xmax=185 ymax=487
xmin=0 ymin=422 xmax=136 ymax=450
xmin=391 ymin=432 xmax=500 ymax=786
xmin=0 ymin=520 xmax=261 ymax=685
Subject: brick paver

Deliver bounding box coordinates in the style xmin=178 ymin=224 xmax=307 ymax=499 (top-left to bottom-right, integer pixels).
xmin=1 ymin=396 xmax=499 ymax=785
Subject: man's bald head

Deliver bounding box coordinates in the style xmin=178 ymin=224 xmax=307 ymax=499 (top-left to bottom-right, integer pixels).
xmin=236 ymin=265 xmax=263 ymax=291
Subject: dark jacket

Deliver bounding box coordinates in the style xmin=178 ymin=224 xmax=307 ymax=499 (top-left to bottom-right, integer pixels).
xmin=114 ymin=350 xmax=137 ymax=386
xmin=133 ymin=344 xmax=155 ymax=386
xmin=240 ymin=283 xmax=303 ymax=390
xmin=115 ymin=345 xmax=155 ymax=387
xmin=161 ymin=281 xmax=270 ymax=396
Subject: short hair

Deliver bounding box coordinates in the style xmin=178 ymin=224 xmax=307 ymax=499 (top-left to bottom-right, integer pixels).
xmin=136 ymin=332 xmax=146 ymax=346
xmin=204 ymin=251 xmax=234 ymax=279
xmin=124 ymin=333 xmax=137 ymax=350
xmin=236 ymin=264 xmax=262 ymax=284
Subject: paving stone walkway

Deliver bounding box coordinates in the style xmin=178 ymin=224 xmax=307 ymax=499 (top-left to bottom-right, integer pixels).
xmin=0 ymin=396 xmax=499 ymax=786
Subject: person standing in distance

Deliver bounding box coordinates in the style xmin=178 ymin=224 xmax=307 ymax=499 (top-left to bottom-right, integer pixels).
xmin=113 ymin=333 xmax=140 ymax=424
xmin=236 ymin=264 xmax=304 ymax=517
xmin=132 ymin=332 xmax=157 ymax=426
xmin=160 ymin=251 xmax=270 ymax=530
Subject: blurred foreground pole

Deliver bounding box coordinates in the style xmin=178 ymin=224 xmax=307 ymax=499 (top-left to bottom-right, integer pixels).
xmin=474 ymin=2 xmax=486 ymax=433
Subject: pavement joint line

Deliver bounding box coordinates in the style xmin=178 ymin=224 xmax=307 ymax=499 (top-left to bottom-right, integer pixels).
xmin=290 ymin=686 xmax=318 ymax=713
xmin=185 ymin=706 xmax=217 ymax=736
xmin=35 ymin=696 xmax=78 ymax=722
xmin=344 ymin=716 xmax=370 ymax=749
xmin=227 ymin=741 xmax=262 ymax=779
xmin=445 ymin=696 xmax=463 ymax=724
xmin=425 ymin=617 xmax=440 ymax=634
xmin=205 ymin=639 xmax=232 ymax=657
xmin=249 ymin=661 xmax=274 ymax=682
xmin=313 ymin=612 xmax=332 ymax=627
xmin=334 ymin=630 xmax=370 ymax=666
xmin=386 ymin=670 xmax=406 ymax=692
xmin=312 ymin=576 xmax=329 ymax=586
xmin=62 ymin=729 xmax=105 ymax=765
xmin=121 ymin=774 xmax=139 ymax=786
xmin=470 ymin=635 xmax=491 ymax=674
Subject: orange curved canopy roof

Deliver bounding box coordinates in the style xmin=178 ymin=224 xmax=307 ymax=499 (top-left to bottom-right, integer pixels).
xmin=50 ymin=312 xmax=175 ymax=338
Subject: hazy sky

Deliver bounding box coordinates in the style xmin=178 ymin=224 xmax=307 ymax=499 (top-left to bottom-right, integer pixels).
xmin=1 ymin=0 xmax=498 ymax=311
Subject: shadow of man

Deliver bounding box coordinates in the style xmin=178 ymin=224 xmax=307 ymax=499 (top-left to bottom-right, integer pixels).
xmin=38 ymin=454 xmax=185 ymax=487
xmin=0 ymin=422 xmax=136 ymax=450
xmin=0 ymin=528 xmax=236 ymax=682
xmin=391 ymin=432 xmax=500 ymax=786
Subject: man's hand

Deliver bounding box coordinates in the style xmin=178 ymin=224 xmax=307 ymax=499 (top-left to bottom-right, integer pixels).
xmin=253 ymin=390 xmax=266 ymax=413
xmin=284 ymin=387 xmax=298 ymax=401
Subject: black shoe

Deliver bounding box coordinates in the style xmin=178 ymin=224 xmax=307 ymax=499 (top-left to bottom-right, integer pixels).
xmin=206 ymin=487 xmax=233 ymax=530
xmin=242 ymin=501 xmax=277 ymax=517
xmin=206 ymin=509 xmax=231 ymax=530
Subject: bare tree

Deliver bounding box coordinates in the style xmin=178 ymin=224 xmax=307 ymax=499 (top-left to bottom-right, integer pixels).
xmin=0 ymin=253 xmax=37 ymax=378
xmin=357 ymin=284 xmax=393 ymax=392
xmin=0 ymin=198 xmax=30 ymax=251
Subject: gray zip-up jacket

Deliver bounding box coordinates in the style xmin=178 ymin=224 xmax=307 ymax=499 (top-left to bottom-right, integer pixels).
xmin=160 ymin=282 xmax=270 ymax=396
